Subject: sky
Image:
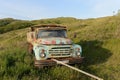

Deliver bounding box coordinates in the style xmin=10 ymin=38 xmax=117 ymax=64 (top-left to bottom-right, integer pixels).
xmin=0 ymin=0 xmax=120 ymax=20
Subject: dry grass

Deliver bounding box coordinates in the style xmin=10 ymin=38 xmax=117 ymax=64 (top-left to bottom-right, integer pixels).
xmin=0 ymin=16 xmax=120 ymax=80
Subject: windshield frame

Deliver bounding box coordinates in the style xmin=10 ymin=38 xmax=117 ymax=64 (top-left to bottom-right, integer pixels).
xmin=37 ymin=29 xmax=67 ymax=38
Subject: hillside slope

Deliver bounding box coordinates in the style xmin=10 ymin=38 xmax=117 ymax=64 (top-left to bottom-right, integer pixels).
xmin=0 ymin=16 xmax=120 ymax=80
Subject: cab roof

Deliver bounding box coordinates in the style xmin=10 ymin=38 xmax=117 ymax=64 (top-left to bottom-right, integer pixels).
xmin=31 ymin=24 xmax=67 ymax=31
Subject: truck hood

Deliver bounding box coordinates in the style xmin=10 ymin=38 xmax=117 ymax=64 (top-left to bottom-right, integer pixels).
xmin=36 ymin=38 xmax=72 ymax=45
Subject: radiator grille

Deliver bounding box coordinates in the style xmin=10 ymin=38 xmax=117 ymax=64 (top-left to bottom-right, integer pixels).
xmin=49 ymin=47 xmax=72 ymax=57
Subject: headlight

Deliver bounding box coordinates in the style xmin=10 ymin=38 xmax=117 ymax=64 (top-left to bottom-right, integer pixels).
xmin=76 ymin=48 xmax=80 ymax=51
xmin=40 ymin=53 xmax=46 ymax=58
xmin=40 ymin=49 xmax=46 ymax=58
xmin=76 ymin=52 xmax=81 ymax=56
xmin=75 ymin=48 xmax=81 ymax=56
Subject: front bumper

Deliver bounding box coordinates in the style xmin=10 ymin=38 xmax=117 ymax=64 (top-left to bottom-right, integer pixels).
xmin=34 ymin=57 xmax=84 ymax=67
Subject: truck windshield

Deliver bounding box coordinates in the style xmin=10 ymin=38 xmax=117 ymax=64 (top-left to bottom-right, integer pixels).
xmin=38 ymin=30 xmax=67 ymax=38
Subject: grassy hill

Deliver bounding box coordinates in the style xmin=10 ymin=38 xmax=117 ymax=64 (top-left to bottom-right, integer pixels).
xmin=0 ymin=16 xmax=120 ymax=80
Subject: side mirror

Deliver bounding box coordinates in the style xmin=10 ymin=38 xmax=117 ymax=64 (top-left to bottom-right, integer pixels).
xmin=73 ymin=32 xmax=77 ymax=38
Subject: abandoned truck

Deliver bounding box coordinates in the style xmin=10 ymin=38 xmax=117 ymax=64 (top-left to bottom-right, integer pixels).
xmin=27 ymin=24 xmax=84 ymax=67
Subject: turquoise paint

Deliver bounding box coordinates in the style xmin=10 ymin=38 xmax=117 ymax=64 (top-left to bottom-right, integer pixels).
xmin=72 ymin=44 xmax=82 ymax=57
xmin=33 ymin=38 xmax=82 ymax=60
xmin=33 ymin=45 xmax=48 ymax=60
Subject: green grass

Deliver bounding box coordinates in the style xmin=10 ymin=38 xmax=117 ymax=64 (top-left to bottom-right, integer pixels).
xmin=0 ymin=16 xmax=120 ymax=80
